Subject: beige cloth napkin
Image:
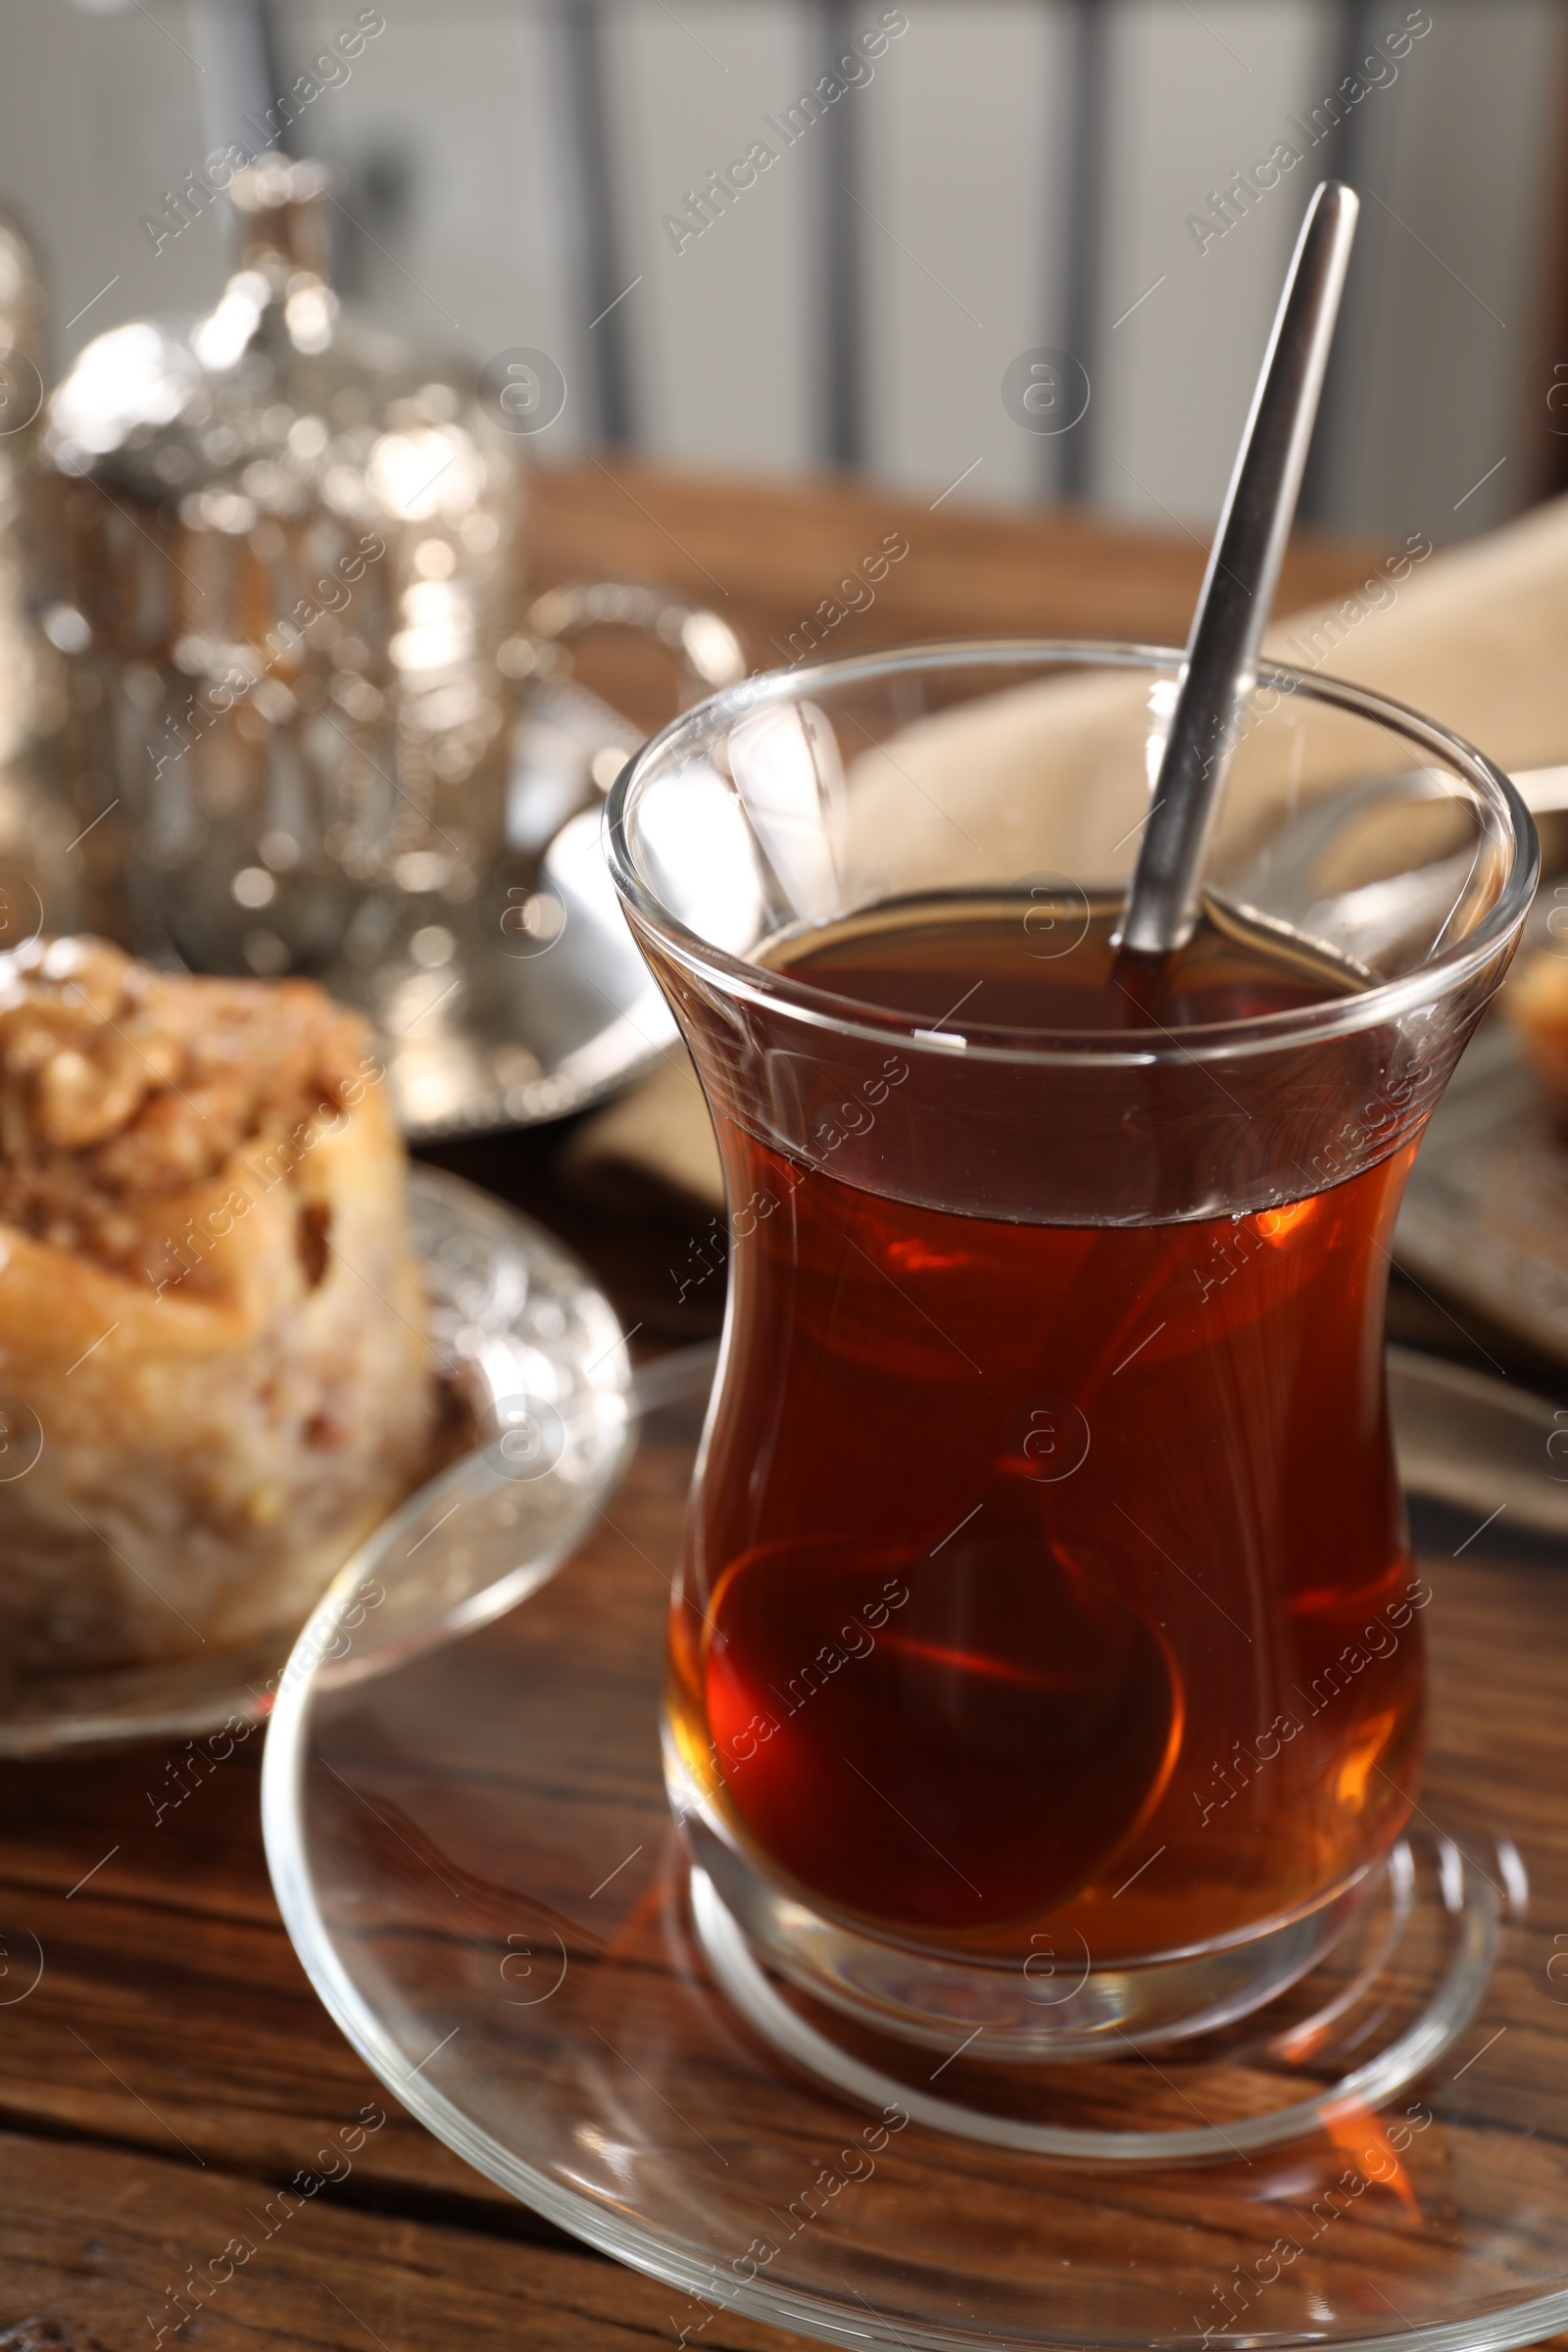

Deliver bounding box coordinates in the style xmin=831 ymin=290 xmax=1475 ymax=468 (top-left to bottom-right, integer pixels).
xmin=566 ymin=498 xmax=1568 ymax=1212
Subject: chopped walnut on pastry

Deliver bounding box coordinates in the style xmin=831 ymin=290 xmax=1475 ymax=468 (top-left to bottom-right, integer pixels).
xmin=0 ymin=936 xmax=434 ymax=1671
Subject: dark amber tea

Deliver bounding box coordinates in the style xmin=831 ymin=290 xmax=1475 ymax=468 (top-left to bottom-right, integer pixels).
xmin=665 ymin=901 xmax=1426 ymax=1965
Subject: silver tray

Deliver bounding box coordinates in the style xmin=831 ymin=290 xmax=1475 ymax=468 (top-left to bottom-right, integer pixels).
xmin=366 ymin=677 xmax=678 ymax=1143
xmin=1396 ymin=1019 xmax=1568 ymax=1368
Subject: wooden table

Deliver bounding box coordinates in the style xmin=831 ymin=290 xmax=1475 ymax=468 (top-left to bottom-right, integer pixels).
xmin=0 ymin=466 xmax=1548 ymax=2352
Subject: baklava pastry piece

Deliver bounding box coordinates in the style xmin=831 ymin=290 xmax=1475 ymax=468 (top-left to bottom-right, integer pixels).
xmin=0 ymin=937 xmax=433 ymax=1670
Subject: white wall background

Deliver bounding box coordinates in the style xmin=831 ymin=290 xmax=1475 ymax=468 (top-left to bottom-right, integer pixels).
xmin=4 ymin=0 xmax=1565 ymax=547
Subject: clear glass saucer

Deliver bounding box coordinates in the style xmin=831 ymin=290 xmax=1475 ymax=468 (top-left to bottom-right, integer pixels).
xmin=0 ymin=1168 xmax=632 ymax=1757
xmin=262 ymin=1384 xmax=1568 ymax=2352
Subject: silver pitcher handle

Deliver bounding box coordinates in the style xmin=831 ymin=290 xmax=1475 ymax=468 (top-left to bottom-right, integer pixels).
xmin=520 ymin=581 xmax=748 ymax=734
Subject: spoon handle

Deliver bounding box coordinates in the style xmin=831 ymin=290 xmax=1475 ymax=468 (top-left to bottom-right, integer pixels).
xmin=1118 ymin=180 xmax=1360 ymax=956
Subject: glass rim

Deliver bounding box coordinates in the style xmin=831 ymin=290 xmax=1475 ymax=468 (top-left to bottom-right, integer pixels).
xmin=605 ymin=638 xmax=1541 ymax=1068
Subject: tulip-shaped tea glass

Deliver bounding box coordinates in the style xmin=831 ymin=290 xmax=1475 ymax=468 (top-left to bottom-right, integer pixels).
xmin=607 ymin=642 xmax=1536 ymax=2068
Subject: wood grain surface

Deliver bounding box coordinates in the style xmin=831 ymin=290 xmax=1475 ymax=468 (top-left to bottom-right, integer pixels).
xmin=528 ymin=460 xmax=1384 ymax=735
xmin=0 ymin=468 xmax=1545 ymax=2352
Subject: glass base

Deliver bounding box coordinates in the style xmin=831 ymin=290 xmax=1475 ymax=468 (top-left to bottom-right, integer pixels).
xmin=673 ymin=1783 xmax=1391 ymax=2059
xmin=689 ymin=1827 xmax=1498 ymax=2160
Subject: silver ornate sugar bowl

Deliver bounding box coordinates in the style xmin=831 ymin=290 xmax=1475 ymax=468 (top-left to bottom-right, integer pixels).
xmin=43 ymin=156 xmax=524 ymax=998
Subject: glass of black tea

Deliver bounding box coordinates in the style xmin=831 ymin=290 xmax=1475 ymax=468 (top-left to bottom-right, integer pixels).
xmin=607 ymin=642 xmax=1537 ymax=2060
